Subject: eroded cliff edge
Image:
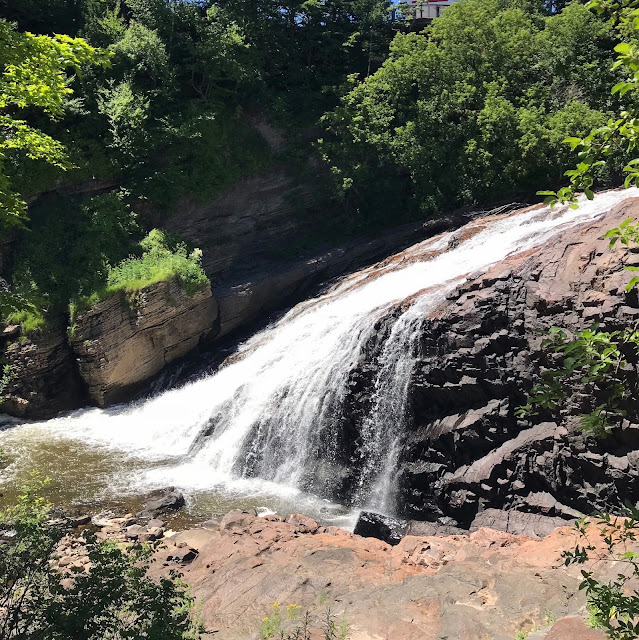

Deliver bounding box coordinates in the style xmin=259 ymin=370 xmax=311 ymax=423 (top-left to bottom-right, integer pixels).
xmin=68 ymin=281 xmax=218 ymax=406
xmin=0 ymin=280 xmax=218 ymax=415
xmin=353 ymin=195 xmax=639 ymax=529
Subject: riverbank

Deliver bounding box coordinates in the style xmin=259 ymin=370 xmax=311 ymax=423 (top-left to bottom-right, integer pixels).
xmin=55 ymin=497 xmax=609 ymax=640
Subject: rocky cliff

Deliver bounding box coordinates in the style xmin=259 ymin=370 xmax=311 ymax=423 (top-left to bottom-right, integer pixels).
xmin=69 ymin=280 xmax=218 ymax=406
xmin=1 ymin=211 xmax=464 ymax=418
xmin=331 ymin=195 xmax=639 ymax=530
xmin=0 ymin=324 xmax=82 ymax=419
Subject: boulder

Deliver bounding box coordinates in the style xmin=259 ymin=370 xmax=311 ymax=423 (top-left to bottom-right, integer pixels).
xmin=125 ymin=524 xmax=146 ymax=540
xmin=544 ymin=616 xmax=606 ymax=640
xmin=139 ymin=526 xmax=164 ymax=542
xmin=353 ymin=511 xmax=407 ymax=546
xmin=147 ymin=518 xmax=166 ymax=529
xmin=219 ymin=510 xmax=255 ymax=532
xmin=138 ymin=487 xmax=185 ymax=518
xmin=285 ymin=513 xmax=320 ymax=534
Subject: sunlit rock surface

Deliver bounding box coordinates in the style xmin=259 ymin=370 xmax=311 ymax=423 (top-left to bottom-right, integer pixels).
xmin=69 ymin=280 xmax=217 ymax=406
xmin=148 ymin=511 xmax=609 ymax=640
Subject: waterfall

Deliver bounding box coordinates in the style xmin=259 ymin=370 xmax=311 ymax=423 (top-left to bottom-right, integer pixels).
xmin=1 ymin=190 xmax=636 ymax=517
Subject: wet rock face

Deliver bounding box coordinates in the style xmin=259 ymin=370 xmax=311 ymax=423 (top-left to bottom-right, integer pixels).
xmin=395 ymin=197 xmax=639 ymax=524
xmin=69 ymin=281 xmax=218 ymax=406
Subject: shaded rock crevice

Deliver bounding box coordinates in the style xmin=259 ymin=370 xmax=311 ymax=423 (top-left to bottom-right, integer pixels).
xmin=0 ymin=326 xmax=84 ymax=419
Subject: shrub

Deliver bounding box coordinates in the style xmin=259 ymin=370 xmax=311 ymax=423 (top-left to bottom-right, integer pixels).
xmin=107 ymin=244 xmax=207 ymax=296
xmin=3 ymin=307 xmax=47 ymax=335
xmin=7 ymin=191 xmax=138 ymax=323
xmin=0 ymin=290 xmax=48 ymax=335
xmin=70 ymin=229 xmax=209 ymax=320
xmin=563 ymin=508 xmax=639 ymax=640
xmin=0 ymin=473 xmax=202 ymax=640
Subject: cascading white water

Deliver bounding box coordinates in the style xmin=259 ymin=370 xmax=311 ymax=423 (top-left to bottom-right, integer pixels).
xmin=353 ymin=294 xmax=436 ymax=512
xmin=1 ymin=189 xmax=637 ymax=519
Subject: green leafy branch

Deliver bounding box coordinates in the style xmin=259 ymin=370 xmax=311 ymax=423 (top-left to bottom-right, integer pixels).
xmin=538 ymin=0 xmax=639 ymax=207
xmin=0 ymin=20 xmax=111 ymax=227
xmin=564 ymin=504 xmax=639 ymax=640
xmin=516 ymin=326 xmax=639 ymax=437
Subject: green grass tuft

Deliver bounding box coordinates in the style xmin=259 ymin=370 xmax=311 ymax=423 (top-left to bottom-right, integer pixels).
xmin=70 ymin=229 xmax=209 ymax=321
xmin=5 ymin=308 xmax=47 ymax=335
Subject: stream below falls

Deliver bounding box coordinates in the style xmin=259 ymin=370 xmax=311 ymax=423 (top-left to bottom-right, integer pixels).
xmin=1 ymin=189 xmax=636 ymax=529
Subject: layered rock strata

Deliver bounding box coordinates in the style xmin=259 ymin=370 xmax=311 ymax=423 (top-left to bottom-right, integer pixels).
xmin=1 ymin=210 xmax=469 ymax=418
xmin=392 ymin=196 xmax=639 ymax=525
xmin=69 ymin=281 xmax=218 ymax=406
xmin=0 ymin=325 xmax=82 ymax=419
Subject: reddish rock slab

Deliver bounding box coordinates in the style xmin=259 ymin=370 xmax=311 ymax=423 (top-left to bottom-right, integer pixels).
xmin=149 ymin=513 xmax=634 ymax=640
xmin=545 ymin=616 xmax=607 ymax=640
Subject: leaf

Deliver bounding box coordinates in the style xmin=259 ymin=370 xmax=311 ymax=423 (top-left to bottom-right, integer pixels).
xmin=627 ymin=277 xmax=639 ymax=292
xmin=563 ymin=137 xmax=583 ymax=150
xmin=613 ymin=82 xmax=629 ymax=94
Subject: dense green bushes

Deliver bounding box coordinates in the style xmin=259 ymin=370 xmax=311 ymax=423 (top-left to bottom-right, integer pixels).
xmin=0 ymin=473 xmax=201 ymax=640
xmin=5 ymin=192 xmax=137 ymax=331
xmin=108 ymin=229 xmax=208 ymax=296
xmin=69 ymin=229 xmax=209 ymax=321
xmin=321 ymin=0 xmax=624 ymax=218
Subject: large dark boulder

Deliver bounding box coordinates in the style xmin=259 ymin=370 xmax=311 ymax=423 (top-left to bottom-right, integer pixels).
xmin=137 ymin=487 xmax=186 ymax=518
xmin=353 ymin=511 xmax=407 ymax=546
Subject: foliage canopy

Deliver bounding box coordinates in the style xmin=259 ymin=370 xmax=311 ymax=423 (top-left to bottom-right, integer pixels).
xmin=0 ymin=19 xmax=109 ymax=228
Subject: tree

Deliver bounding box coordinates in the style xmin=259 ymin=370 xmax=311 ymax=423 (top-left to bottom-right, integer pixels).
xmin=320 ymin=0 xmax=619 ymax=221
xmin=540 ymin=0 xmax=639 ymax=207
xmin=216 ymin=0 xmax=395 ymax=119
xmin=0 ymin=19 xmax=109 ymax=229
